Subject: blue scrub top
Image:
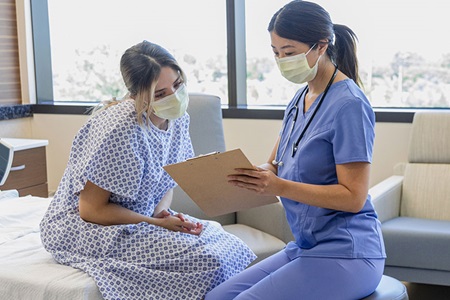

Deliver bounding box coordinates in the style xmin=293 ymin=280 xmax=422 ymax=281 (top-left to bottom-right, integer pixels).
xmin=277 ymin=79 xmax=386 ymax=260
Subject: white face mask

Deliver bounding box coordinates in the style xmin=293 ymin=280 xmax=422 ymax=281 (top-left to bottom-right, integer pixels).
xmin=276 ymin=44 xmax=320 ymax=84
xmin=152 ymin=84 xmax=189 ymax=120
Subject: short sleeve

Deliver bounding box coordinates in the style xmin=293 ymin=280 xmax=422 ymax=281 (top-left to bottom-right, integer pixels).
xmin=84 ymin=127 xmax=143 ymax=198
xmin=70 ymin=102 xmax=144 ymax=199
xmin=331 ymin=99 xmax=375 ymax=164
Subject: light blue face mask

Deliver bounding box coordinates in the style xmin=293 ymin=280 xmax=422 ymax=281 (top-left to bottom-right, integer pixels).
xmin=152 ymin=84 xmax=189 ymax=120
xmin=276 ymin=43 xmax=320 ymax=84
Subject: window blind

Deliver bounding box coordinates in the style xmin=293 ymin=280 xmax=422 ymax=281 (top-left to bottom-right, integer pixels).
xmin=0 ymin=0 xmax=21 ymax=105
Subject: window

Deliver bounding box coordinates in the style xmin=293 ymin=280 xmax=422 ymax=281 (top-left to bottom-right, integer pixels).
xmin=32 ymin=0 xmax=450 ymax=111
xmin=244 ymin=0 xmax=298 ymax=106
xmin=44 ymin=0 xmax=228 ymax=104
xmin=245 ymin=0 xmax=450 ymax=108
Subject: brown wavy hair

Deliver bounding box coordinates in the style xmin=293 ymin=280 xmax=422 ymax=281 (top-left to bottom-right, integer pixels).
xmin=95 ymin=41 xmax=186 ymax=126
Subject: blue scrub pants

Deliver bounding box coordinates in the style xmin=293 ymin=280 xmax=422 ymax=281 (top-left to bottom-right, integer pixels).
xmin=205 ymin=250 xmax=385 ymax=300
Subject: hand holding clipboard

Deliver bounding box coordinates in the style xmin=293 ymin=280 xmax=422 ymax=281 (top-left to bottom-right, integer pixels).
xmin=163 ymin=149 xmax=279 ymax=217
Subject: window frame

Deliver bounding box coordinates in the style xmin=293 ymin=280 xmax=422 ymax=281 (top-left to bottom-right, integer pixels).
xmin=29 ymin=0 xmax=423 ymax=123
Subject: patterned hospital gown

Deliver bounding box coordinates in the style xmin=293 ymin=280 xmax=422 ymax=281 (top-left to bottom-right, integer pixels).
xmin=40 ymin=100 xmax=256 ymax=300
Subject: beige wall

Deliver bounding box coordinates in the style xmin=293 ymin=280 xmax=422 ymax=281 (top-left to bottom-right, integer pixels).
xmin=31 ymin=114 xmax=89 ymax=192
xmin=20 ymin=115 xmax=411 ymax=193
xmin=225 ymin=119 xmax=411 ymax=188
xmin=371 ymin=122 xmax=411 ymax=185
xmin=0 ymin=118 xmax=32 ymax=138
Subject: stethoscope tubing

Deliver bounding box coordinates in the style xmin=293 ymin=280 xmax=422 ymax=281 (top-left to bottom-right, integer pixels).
xmin=272 ymin=89 xmax=305 ymax=167
xmin=273 ymin=65 xmax=338 ymax=166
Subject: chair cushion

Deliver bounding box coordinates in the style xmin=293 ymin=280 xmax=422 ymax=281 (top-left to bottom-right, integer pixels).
xmin=361 ymin=275 xmax=408 ymax=300
xmin=223 ymin=224 xmax=286 ymax=263
xmin=382 ymin=217 xmax=450 ymax=271
xmin=401 ymin=164 xmax=450 ymax=221
xmin=186 ymin=93 xmax=226 ymax=155
xmin=408 ymin=111 xmax=450 ymax=164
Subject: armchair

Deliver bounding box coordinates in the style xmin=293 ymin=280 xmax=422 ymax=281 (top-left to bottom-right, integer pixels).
xmin=171 ymin=93 xmax=293 ymax=264
xmin=370 ymin=111 xmax=450 ymax=286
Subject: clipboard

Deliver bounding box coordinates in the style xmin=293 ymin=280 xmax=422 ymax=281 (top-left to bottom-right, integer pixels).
xmin=163 ymin=148 xmax=279 ymax=217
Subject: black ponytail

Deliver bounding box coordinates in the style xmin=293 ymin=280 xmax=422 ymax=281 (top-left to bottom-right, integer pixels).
xmin=329 ymin=24 xmax=361 ymax=86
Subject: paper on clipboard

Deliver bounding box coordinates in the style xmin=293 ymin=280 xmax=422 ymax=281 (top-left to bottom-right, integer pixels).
xmin=163 ymin=148 xmax=279 ymax=217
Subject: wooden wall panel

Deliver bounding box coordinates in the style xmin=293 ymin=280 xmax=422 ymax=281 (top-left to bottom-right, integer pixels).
xmin=0 ymin=0 xmax=21 ymax=105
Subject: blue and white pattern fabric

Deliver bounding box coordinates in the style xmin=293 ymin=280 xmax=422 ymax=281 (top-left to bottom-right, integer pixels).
xmin=40 ymin=100 xmax=256 ymax=300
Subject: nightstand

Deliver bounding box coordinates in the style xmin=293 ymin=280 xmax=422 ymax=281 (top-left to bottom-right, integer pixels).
xmin=0 ymin=138 xmax=49 ymax=197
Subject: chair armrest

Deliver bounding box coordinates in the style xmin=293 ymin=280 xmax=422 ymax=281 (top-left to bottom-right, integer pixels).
xmin=369 ymin=175 xmax=404 ymax=223
xmin=236 ymin=199 xmax=294 ymax=244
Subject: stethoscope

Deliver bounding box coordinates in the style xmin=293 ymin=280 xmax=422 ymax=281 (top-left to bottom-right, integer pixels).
xmin=272 ymin=65 xmax=338 ymax=167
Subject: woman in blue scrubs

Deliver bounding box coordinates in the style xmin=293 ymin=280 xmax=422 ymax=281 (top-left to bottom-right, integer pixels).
xmin=205 ymin=1 xmax=386 ymax=299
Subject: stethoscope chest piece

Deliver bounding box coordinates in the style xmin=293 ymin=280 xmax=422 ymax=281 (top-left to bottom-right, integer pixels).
xmin=271 ymin=158 xmax=285 ymax=166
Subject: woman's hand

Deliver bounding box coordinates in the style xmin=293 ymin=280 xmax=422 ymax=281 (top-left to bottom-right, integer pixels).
xmin=155 ymin=212 xmax=203 ymax=235
xmin=228 ymin=166 xmax=281 ymax=196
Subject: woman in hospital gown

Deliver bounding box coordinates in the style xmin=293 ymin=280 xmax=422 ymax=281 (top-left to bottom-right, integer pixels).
xmin=40 ymin=41 xmax=255 ymax=300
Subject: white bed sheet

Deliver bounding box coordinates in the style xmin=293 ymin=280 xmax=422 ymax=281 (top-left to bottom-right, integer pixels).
xmin=0 ymin=194 xmax=103 ymax=300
